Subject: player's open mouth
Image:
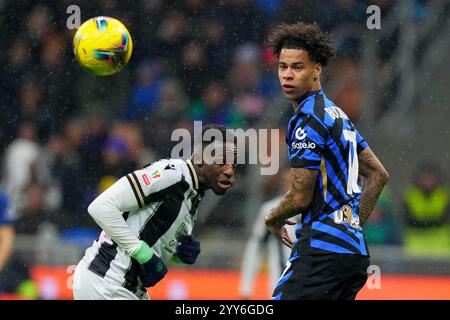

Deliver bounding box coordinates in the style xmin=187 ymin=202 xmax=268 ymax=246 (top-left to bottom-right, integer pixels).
xmin=218 ymin=180 xmax=233 ymax=190
xmin=282 ymin=84 xmax=295 ymax=93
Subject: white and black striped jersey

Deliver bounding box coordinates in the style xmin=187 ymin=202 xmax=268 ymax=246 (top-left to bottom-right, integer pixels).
xmin=80 ymin=158 xmax=203 ymax=294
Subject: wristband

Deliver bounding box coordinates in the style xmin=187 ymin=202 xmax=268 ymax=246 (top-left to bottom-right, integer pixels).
xmin=131 ymin=241 xmax=153 ymax=264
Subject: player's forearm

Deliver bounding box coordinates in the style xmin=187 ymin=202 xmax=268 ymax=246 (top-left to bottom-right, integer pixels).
xmin=359 ymin=172 xmax=388 ymax=226
xmin=266 ymin=168 xmax=316 ymax=225
xmin=88 ymin=198 xmax=142 ymax=254
xmin=357 ymin=148 xmax=389 ymax=226
xmin=265 ymin=190 xmax=309 ymax=225
xmin=88 ymin=177 xmax=142 ymax=255
xmin=0 ymin=226 xmax=15 ymax=272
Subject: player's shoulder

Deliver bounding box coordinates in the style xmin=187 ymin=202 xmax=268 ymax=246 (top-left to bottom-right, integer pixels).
xmin=318 ymin=93 xmax=353 ymax=127
xmin=143 ymin=158 xmax=189 ymax=171
xmin=296 ymin=92 xmax=330 ymax=129
xmin=0 ymin=191 xmax=14 ymax=224
xmin=323 ymin=105 xmax=351 ymax=124
xmin=135 ymin=159 xmax=184 ymax=188
xmin=290 ymin=95 xmax=330 ymax=140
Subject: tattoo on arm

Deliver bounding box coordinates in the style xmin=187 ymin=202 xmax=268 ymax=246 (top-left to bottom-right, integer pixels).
xmin=358 ymin=148 xmax=389 ymax=226
xmin=266 ymin=168 xmax=317 ymax=225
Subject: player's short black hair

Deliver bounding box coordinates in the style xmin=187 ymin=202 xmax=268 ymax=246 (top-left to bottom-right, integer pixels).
xmin=268 ymin=22 xmax=336 ymax=67
xmin=194 ymin=124 xmax=236 ymax=149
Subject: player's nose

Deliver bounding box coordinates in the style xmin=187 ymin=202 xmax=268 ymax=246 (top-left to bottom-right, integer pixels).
xmin=223 ymin=164 xmax=235 ymax=179
xmin=283 ymin=67 xmax=294 ymax=79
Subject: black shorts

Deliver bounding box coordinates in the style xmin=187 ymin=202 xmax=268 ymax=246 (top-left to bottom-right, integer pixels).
xmin=272 ymin=253 xmax=370 ymax=300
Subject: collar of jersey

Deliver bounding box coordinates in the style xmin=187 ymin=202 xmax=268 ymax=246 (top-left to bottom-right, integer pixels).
xmin=186 ymin=159 xmax=200 ymax=191
xmin=294 ymin=89 xmax=323 ymax=113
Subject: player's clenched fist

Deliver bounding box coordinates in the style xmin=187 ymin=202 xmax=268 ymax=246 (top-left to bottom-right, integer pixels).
xmin=139 ymin=254 xmax=168 ymax=287
xmin=176 ymin=235 xmax=201 ymax=264
xmin=131 ymin=241 xmax=168 ymax=287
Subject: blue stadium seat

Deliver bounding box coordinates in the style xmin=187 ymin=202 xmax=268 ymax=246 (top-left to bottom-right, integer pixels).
xmin=60 ymin=228 xmax=99 ymax=247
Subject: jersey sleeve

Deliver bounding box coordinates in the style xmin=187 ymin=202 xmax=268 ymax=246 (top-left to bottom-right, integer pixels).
xmin=87 ymin=161 xmax=183 ymax=256
xmin=125 ymin=162 xmax=183 ymax=209
xmin=0 ymin=192 xmax=14 ymax=225
xmin=288 ymin=114 xmax=327 ymax=170
xmin=355 ymin=128 xmax=369 ymax=154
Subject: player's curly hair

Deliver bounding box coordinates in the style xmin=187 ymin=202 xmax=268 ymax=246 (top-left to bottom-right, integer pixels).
xmin=268 ymin=22 xmax=336 ymax=67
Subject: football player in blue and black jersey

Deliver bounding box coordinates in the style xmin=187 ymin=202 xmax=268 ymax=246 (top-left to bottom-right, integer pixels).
xmin=264 ymin=22 xmax=389 ymax=300
xmin=0 ymin=190 xmax=15 ymax=293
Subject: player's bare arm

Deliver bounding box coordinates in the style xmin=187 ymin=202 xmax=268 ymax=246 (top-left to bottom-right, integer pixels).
xmin=358 ymin=147 xmax=389 ymax=226
xmin=0 ymin=225 xmax=15 ymax=272
xmin=265 ymin=168 xmax=317 ymax=247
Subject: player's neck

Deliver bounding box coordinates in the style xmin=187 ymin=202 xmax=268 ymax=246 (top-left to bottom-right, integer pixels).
xmin=192 ymin=163 xmax=208 ymax=192
xmin=292 ymin=84 xmax=322 ymax=111
xmin=313 ymin=81 xmax=321 ymax=92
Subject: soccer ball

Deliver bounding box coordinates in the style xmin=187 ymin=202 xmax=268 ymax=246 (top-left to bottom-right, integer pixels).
xmin=73 ymin=16 xmax=133 ymax=76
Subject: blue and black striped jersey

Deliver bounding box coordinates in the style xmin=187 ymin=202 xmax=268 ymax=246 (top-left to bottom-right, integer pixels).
xmin=0 ymin=191 xmax=14 ymax=225
xmin=287 ymin=89 xmax=369 ymax=256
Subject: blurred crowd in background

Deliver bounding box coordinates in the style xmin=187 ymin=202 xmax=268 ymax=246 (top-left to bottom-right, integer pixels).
xmin=0 ymin=0 xmax=449 ymax=297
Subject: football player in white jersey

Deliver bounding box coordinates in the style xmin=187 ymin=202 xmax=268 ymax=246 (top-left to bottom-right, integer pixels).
xmin=73 ymin=124 xmax=237 ymax=300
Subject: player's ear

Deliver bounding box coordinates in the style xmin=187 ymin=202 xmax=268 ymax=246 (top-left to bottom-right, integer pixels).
xmin=314 ymin=63 xmax=322 ymax=80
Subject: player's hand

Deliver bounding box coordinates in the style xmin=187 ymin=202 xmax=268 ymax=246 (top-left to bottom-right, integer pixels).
xmin=265 ymin=218 xmax=296 ymax=248
xmin=139 ymin=254 xmax=168 ymax=287
xmin=176 ymin=235 xmax=201 ymax=264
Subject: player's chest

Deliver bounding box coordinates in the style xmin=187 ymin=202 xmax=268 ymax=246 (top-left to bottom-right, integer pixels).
xmin=157 ymin=190 xmax=201 ymax=239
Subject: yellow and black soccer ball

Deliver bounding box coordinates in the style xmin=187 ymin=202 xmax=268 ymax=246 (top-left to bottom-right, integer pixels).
xmin=73 ymin=16 xmax=133 ymax=76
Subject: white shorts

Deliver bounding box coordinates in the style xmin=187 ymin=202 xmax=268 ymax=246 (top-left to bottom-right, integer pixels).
xmin=72 ymin=259 xmax=149 ymax=300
